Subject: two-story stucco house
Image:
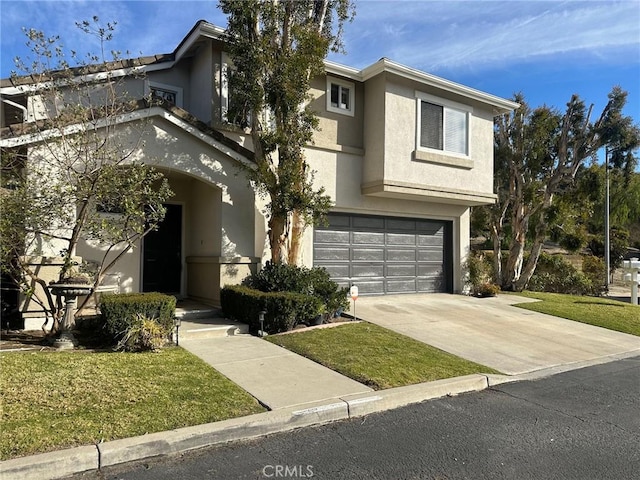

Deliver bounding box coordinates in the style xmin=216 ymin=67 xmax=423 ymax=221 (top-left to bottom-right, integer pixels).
xmin=0 ymin=20 xmax=518 ymax=326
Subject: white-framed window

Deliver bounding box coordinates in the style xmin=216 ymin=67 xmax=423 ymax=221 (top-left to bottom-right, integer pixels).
xmin=147 ymin=81 xmax=183 ymax=108
xmin=416 ymin=92 xmax=471 ymax=157
xmin=221 ymin=53 xmax=232 ymax=122
xmin=326 ymin=77 xmax=355 ymax=117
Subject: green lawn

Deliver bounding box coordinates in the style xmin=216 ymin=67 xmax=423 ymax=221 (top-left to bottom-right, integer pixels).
xmin=0 ymin=347 xmax=265 ymax=460
xmin=266 ymin=322 xmax=500 ymax=390
xmin=512 ymin=291 xmax=640 ymax=336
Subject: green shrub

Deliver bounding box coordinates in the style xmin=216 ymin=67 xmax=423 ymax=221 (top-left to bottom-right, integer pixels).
xmin=243 ymin=262 xmax=348 ymax=318
xmin=243 ymin=262 xmax=310 ymax=293
xmin=221 ymin=285 xmax=322 ymax=334
xmin=306 ymin=267 xmax=349 ymax=317
xmin=465 ymin=251 xmax=499 ymax=296
xmin=528 ymin=253 xmax=595 ymax=295
xmin=582 ymin=255 xmax=607 ymax=296
xmin=100 ymin=292 xmax=176 ymax=341
xmin=116 ymin=314 xmax=170 ymax=352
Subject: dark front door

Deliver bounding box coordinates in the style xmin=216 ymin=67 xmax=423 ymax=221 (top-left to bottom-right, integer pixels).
xmin=143 ymin=204 xmax=182 ymax=294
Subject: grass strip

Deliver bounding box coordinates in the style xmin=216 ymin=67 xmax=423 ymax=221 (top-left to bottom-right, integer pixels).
xmin=512 ymin=291 xmax=640 ymax=336
xmin=267 ymin=322 xmax=500 ymax=390
xmin=0 ymin=347 xmax=265 ymax=460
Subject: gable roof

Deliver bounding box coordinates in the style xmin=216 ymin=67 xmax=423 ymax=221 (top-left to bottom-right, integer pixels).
xmin=2 ymin=20 xmax=517 ymax=115
xmin=0 ymin=20 xmax=219 ymax=94
xmin=0 ymin=98 xmax=255 ymax=165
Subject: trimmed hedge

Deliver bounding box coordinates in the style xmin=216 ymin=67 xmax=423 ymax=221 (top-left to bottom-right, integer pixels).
xmin=100 ymin=292 xmax=176 ymax=341
xmin=242 ymin=262 xmax=348 ymax=317
xmin=220 ymin=285 xmax=322 ymax=334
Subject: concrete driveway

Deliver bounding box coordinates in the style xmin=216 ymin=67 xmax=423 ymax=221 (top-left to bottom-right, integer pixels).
xmin=354 ymin=294 xmax=640 ymax=375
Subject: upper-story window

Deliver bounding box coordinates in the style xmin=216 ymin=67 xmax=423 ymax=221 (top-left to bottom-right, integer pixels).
xmin=416 ymin=92 xmax=471 ymax=157
xmin=151 ymin=87 xmax=176 ymax=104
xmin=221 ymin=53 xmax=252 ymax=128
xmin=326 ymin=77 xmax=354 ymax=117
xmin=147 ymin=81 xmax=183 ymax=108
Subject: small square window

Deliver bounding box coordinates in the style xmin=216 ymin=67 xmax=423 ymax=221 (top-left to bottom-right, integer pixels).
xmin=327 ymin=77 xmax=355 ymax=116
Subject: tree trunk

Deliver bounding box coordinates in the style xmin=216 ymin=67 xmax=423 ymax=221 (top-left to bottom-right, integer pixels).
xmin=491 ymin=225 xmax=503 ymax=284
xmin=513 ymin=195 xmax=553 ymax=291
xmin=502 ymin=206 xmax=529 ymax=290
xmin=288 ymin=210 xmax=306 ymax=265
xmin=515 ymin=235 xmax=544 ymax=291
xmin=268 ymin=213 xmax=288 ymax=264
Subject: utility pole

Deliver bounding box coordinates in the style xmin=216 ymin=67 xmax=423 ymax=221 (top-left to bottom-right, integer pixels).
xmin=605 ymin=147 xmax=610 ymax=290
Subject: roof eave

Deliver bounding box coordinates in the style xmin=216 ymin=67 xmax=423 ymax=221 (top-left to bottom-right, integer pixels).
xmin=324 ymin=57 xmax=519 ymax=115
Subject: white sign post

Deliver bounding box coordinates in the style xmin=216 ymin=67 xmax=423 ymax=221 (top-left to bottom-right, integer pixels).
xmin=622 ymin=258 xmax=639 ymax=306
xmin=350 ymin=285 xmax=359 ymax=321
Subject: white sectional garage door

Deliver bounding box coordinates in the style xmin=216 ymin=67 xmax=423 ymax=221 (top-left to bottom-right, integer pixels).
xmin=314 ymin=213 xmax=453 ymax=295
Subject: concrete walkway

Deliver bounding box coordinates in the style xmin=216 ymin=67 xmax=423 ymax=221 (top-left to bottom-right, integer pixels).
xmin=181 ymin=335 xmax=373 ymax=410
xmin=355 ymin=293 xmax=640 ymax=375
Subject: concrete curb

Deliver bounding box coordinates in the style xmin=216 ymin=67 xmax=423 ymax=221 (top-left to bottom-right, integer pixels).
xmin=486 ymin=349 xmax=640 ymax=387
xmin=0 ymin=445 xmax=97 ymax=480
xmin=341 ymin=374 xmax=489 ymax=418
xmin=0 ymin=375 xmax=486 ymax=480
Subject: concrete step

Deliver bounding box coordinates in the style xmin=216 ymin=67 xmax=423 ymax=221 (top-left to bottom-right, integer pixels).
xmin=175 ymin=307 xmax=221 ymax=321
xmin=175 ymin=318 xmax=249 ymax=341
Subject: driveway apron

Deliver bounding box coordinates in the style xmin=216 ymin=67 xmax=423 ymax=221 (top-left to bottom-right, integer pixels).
xmin=355 ymin=294 xmax=640 ymax=375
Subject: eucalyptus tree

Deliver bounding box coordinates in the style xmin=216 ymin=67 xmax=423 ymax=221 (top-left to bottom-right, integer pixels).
xmin=490 ymin=87 xmax=639 ymax=291
xmin=219 ymin=0 xmax=354 ymax=264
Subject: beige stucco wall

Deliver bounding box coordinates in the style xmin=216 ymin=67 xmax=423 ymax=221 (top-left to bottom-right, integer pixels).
xmin=362 ymin=73 xmax=387 ymax=184
xmin=308 ymin=74 xmax=364 ymax=152
xmin=379 ymin=75 xmax=496 ymax=196
xmin=188 ymin=44 xmax=213 ymax=123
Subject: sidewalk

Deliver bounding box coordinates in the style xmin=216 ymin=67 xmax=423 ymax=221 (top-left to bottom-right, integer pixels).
xmin=180 ymin=335 xmax=373 ymax=410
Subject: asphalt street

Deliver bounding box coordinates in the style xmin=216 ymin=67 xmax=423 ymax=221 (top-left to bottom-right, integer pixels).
xmin=68 ymin=356 xmax=640 ymax=480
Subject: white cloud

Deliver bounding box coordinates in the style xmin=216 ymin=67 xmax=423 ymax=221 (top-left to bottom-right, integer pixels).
xmin=332 ymin=0 xmax=640 ymax=71
xmin=2 ymin=0 xmax=638 ymax=78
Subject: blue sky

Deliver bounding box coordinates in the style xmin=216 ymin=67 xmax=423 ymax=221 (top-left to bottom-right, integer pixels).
xmin=1 ymin=0 xmax=639 ymax=127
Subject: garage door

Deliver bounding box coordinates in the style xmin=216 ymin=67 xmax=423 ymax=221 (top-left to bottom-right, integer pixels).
xmin=314 ymin=213 xmax=453 ymax=295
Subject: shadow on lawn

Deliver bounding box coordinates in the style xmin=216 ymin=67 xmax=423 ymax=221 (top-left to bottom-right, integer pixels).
xmin=574 ymin=300 xmax=628 ymax=307
xmin=1 ymin=316 xmax=115 ymax=352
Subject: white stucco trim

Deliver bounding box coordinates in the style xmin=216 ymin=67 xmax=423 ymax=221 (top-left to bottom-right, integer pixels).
xmin=306 ymin=142 xmax=365 ymax=156
xmin=0 ymin=108 xmax=152 ymax=148
xmin=361 ymin=180 xmax=497 ymax=206
xmin=175 ymin=22 xmax=225 ymax=60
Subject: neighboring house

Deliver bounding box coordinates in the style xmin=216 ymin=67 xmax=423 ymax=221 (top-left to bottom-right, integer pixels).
xmin=0 ymin=20 xmax=518 ymax=327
